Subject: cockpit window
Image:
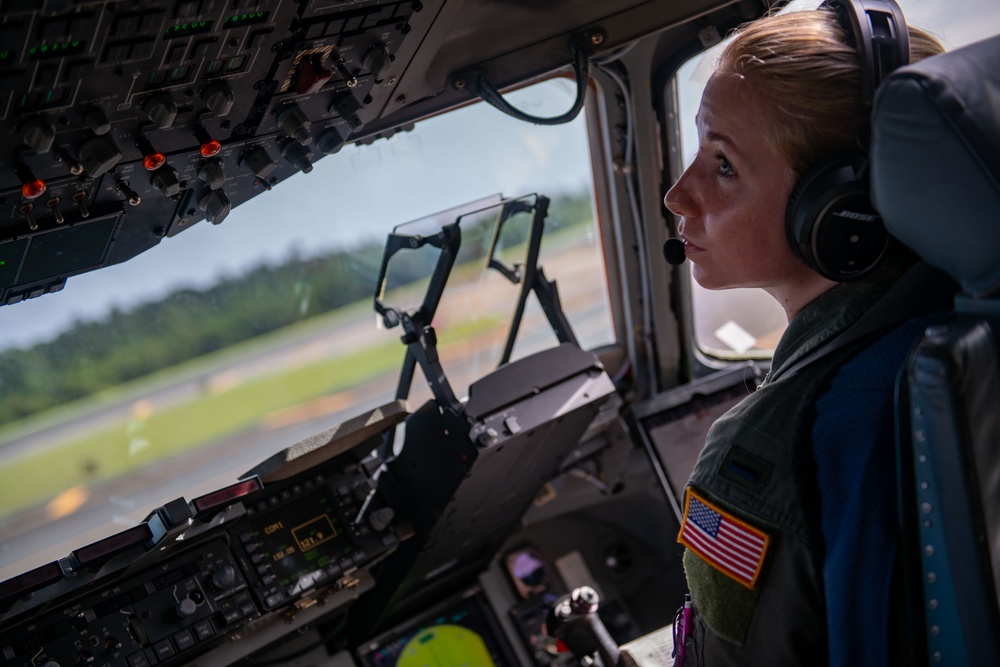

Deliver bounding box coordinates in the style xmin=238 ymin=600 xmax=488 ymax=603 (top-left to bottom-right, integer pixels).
xmin=0 ymin=79 xmax=614 ymax=579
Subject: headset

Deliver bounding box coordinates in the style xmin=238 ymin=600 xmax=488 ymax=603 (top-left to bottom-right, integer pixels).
xmin=784 ymin=0 xmax=909 ymax=281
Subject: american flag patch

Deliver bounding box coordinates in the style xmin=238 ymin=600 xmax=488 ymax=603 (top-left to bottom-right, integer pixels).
xmin=678 ymin=488 xmax=770 ymax=589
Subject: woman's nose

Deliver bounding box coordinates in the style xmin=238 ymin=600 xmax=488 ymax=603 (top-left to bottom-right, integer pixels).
xmin=664 ymin=168 xmax=696 ymax=219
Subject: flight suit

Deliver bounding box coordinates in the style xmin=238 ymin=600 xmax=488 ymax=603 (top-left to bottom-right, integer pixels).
xmin=677 ymin=265 xmax=911 ymax=666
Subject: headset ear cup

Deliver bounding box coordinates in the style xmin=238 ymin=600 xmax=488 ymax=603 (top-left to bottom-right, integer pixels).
xmin=785 ymin=156 xmax=889 ymax=281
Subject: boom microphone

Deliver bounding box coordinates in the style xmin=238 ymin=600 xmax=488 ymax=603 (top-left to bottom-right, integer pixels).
xmin=663 ymin=238 xmax=686 ymax=266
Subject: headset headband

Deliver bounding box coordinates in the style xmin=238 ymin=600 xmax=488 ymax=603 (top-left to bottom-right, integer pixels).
xmin=823 ymin=0 xmax=910 ymax=105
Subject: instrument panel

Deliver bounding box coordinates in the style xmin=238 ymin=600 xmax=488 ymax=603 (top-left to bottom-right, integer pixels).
xmin=0 ymin=0 xmax=427 ymax=305
xmin=0 ymin=436 xmax=401 ymax=667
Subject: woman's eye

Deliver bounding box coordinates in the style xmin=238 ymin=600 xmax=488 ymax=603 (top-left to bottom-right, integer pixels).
xmin=715 ymin=151 xmax=736 ymax=177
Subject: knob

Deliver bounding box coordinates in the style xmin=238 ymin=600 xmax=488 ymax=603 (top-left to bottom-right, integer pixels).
xmin=277 ymin=106 xmax=312 ymax=146
xmin=330 ymin=93 xmax=363 ymax=132
xmin=316 ymin=128 xmax=345 ymax=155
xmin=281 ymin=141 xmax=313 ymax=173
xmin=143 ymin=92 xmax=177 ymax=129
xmin=176 ymin=597 xmax=197 ymax=618
xmin=82 ymin=106 xmax=111 ymax=135
xmin=203 ymin=81 xmax=235 ymax=116
xmin=243 ymin=147 xmax=275 ymax=180
xmin=150 ymin=167 xmax=181 ymax=197
xmin=362 ymin=44 xmax=391 ymax=81
xmin=198 ymin=159 xmax=225 ymax=190
xmin=211 ymin=565 xmax=236 ymax=591
xmin=78 ymin=135 xmax=122 ymax=177
xmin=199 ymin=190 xmax=231 ymax=225
xmin=369 ymin=507 xmax=394 ymax=532
xmin=21 ymin=117 xmax=56 ymax=153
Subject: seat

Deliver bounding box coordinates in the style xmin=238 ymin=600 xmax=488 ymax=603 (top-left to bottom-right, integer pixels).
xmin=870 ymin=33 xmax=1000 ymax=665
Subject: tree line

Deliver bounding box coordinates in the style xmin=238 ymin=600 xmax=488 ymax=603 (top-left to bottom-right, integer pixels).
xmin=0 ymin=192 xmax=593 ymax=427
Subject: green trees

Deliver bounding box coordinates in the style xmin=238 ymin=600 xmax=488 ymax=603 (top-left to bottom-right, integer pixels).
xmin=0 ymin=191 xmax=593 ymax=427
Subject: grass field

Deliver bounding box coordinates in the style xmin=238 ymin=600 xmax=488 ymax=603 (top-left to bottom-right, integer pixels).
xmin=0 ymin=309 xmax=508 ymax=519
xmin=0 ymin=220 xmax=600 ymax=520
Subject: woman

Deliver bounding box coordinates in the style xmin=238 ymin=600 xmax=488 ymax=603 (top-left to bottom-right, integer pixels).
xmin=664 ymin=5 xmax=946 ymax=665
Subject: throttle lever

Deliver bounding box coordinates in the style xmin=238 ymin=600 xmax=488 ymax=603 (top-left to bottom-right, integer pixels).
xmin=546 ymin=586 xmax=636 ymax=667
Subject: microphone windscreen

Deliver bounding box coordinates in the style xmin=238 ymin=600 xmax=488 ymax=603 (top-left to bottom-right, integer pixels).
xmin=663 ymin=238 xmax=686 ymax=266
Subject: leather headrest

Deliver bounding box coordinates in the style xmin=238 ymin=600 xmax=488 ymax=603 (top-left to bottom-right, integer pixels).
xmin=871 ymin=34 xmax=1000 ymax=297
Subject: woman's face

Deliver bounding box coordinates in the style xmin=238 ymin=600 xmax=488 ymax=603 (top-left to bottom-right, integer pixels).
xmin=664 ymin=73 xmax=826 ymax=311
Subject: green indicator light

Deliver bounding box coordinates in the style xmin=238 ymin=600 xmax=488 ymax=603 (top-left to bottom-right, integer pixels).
xmin=72 ymin=40 xmax=79 ymax=47
xmin=0 ymin=261 xmax=6 ymax=266
xmin=29 ymin=46 xmax=37 ymax=55
xmin=0 ymin=51 xmax=7 ymax=59
xmin=45 ymin=90 xmax=53 ymax=102
xmin=40 ymin=44 xmax=48 ymax=53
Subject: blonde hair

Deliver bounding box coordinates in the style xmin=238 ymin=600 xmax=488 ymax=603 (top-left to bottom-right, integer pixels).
xmin=717 ymin=8 xmax=944 ymax=173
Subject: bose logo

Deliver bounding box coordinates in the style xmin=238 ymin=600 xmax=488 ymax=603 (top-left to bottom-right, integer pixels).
xmin=833 ymin=209 xmax=880 ymax=222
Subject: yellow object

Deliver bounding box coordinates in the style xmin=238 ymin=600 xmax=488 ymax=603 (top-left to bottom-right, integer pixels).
xmin=397 ymin=624 xmax=496 ymax=667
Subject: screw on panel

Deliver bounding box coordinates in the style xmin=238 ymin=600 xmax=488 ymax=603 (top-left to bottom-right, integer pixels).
xmin=385 ymin=76 xmax=397 ymax=86
xmin=589 ymin=31 xmax=605 ymax=46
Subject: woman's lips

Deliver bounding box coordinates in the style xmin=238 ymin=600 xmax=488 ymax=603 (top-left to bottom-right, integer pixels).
xmin=683 ymin=238 xmax=705 ymax=255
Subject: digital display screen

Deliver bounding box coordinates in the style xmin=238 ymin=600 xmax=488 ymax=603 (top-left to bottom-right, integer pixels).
xmin=19 ymin=216 xmax=117 ymax=285
xmin=248 ymin=488 xmax=354 ymax=595
xmin=357 ymin=592 xmax=513 ymax=667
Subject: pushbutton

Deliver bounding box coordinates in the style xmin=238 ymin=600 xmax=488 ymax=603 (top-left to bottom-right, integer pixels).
xmin=225 ymin=56 xmax=248 ymax=72
xmin=173 ymin=628 xmax=196 ymax=651
xmin=132 ymin=39 xmax=154 ymax=60
xmin=166 ymin=44 xmax=185 ymax=63
xmin=126 ymin=651 xmax=151 ymax=667
xmin=104 ymin=42 xmax=131 ymax=63
xmin=221 ymin=607 xmax=243 ymax=625
xmin=152 ymin=639 xmax=176 ymax=661
xmin=191 ymin=39 xmax=215 ymax=58
xmin=193 ymin=618 xmax=215 ymax=641
xmin=305 ymin=22 xmax=326 ymax=40
xmin=34 ymin=65 xmax=58 ymax=87
xmin=247 ymin=28 xmax=273 ymax=48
